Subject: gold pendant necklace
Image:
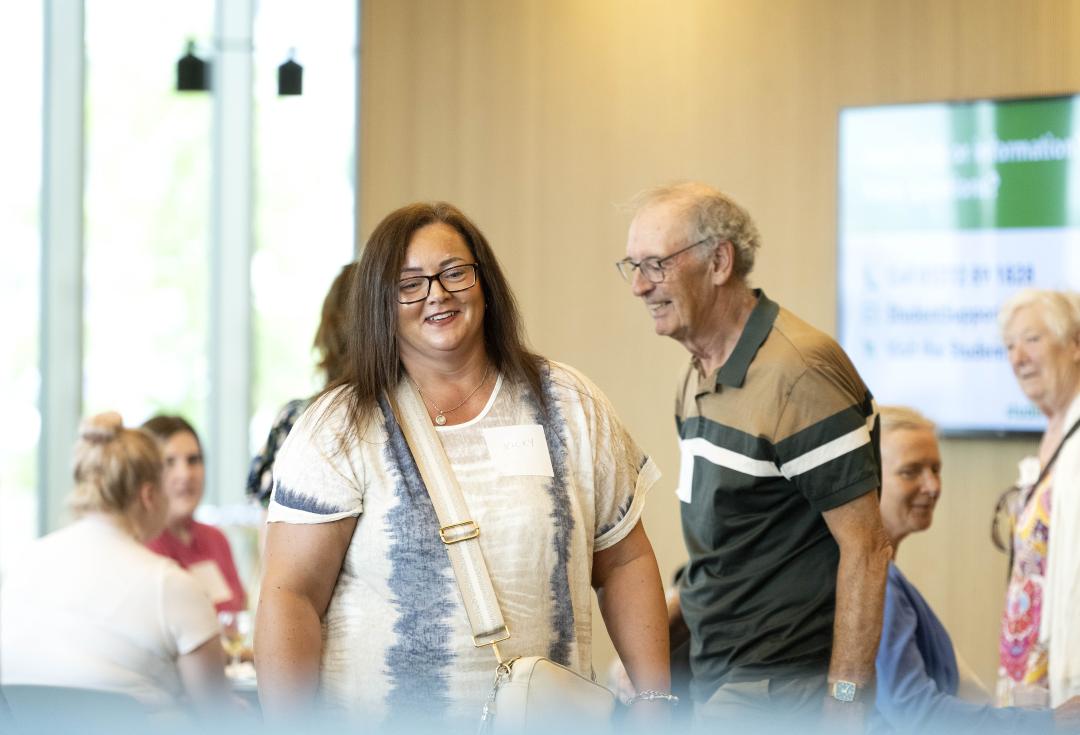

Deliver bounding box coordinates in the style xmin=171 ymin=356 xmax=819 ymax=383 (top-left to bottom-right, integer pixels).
xmin=411 ymin=365 xmax=491 ymax=426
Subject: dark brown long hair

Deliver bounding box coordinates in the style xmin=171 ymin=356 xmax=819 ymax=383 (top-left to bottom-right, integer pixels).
xmin=321 ymin=201 xmax=544 ymax=444
xmin=313 ymin=262 xmax=358 ymax=385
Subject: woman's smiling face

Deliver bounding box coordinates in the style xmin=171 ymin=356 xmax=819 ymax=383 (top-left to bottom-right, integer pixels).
xmin=1003 ymin=304 xmax=1080 ymax=415
xmin=395 ymin=222 xmax=485 ymax=365
xmin=880 ymin=426 xmax=942 ymax=545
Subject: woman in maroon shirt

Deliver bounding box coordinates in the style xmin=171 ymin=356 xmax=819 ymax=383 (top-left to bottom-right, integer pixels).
xmin=142 ymin=415 xmax=247 ymax=614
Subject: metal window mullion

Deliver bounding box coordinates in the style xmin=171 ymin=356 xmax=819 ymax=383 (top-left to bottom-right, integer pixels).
xmin=207 ymin=0 xmax=254 ymax=506
xmin=39 ymin=0 xmax=85 ymax=534
xmin=353 ymin=0 xmax=363 ymax=252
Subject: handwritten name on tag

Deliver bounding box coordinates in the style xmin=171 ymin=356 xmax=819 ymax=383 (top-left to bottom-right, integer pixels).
xmin=482 ymin=424 xmax=554 ymax=478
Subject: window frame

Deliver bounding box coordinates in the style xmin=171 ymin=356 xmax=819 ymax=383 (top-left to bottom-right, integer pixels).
xmin=37 ymin=0 xmax=359 ymax=531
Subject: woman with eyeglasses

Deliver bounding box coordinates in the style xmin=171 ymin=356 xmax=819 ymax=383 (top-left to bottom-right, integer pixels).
xmin=996 ymin=289 xmax=1080 ymax=710
xmin=254 ymin=202 xmax=671 ymax=728
xmin=871 ymin=406 xmax=1080 ymax=733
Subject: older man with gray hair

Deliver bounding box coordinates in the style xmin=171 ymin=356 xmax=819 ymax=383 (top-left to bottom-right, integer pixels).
xmin=618 ymin=182 xmax=891 ymax=729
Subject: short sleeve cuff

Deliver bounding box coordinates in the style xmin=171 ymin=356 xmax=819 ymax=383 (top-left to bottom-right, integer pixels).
xmin=266 ymin=491 xmax=363 ymax=525
xmin=808 ymin=472 xmax=878 ymax=514
xmin=162 ymin=566 xmax=222 ymax=655
xmin=594 ymin=456 xmax=660 ymax=552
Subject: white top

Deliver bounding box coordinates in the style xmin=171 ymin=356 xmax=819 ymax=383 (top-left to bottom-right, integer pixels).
xmin=1043 ymin=392 xmax=1080 ymax=706
xmin=0 ymin=515 xmax=220 ymax=710
xmin=268 ymin=361 xmax=659 ymax=726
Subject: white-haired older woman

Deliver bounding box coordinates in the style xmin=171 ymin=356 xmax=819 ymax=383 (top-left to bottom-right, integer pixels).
xmin=997 ymin=289 xmax=1080 ymax=708
xmin=872 ymin=406 xmax=1080 ymax=733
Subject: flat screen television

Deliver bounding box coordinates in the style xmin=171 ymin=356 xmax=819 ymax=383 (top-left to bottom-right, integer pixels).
xmin=838 ymin=94 xmax=1080 ymax=435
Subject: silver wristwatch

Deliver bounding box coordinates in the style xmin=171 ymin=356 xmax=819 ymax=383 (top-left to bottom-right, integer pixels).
xmin=829 ymin=680 xmax=862 ymax=703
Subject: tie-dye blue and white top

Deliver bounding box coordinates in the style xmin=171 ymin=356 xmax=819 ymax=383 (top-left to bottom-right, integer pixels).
xmin=267 ymin=360 xmax=659 ymax=726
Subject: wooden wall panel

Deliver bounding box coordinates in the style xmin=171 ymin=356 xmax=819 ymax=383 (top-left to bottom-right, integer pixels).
xmin=358 ymin=0 xmax=1078 ymax=687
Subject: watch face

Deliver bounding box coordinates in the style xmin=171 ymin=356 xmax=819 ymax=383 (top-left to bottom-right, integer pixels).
xmin=833 ymin=681 xmax=857 ymax=702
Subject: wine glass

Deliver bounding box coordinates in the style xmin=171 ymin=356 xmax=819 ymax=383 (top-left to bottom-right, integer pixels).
xmin=218 ymin=611 xmax=252 ymax=669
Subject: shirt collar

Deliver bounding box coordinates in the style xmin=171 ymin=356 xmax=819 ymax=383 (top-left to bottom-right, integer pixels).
xmin=696 ymin=289 xmax=778 ymax=394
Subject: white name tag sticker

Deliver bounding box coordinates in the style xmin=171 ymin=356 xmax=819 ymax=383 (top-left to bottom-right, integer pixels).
xmin=483 ymin=424 xmax=555 ymax=478
xmin=188 ymin=560 xmax=233 ymax=604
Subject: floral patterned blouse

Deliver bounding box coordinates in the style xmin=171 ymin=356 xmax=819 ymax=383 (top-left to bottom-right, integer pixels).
xmin=246 ymin=397 xmax=311 ymax=507
xmin=997 ymin=467 xmax=1051 ymax=707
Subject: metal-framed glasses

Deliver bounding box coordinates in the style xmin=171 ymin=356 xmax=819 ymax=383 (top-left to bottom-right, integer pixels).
xmin=398 ymin=263 xmax=480 ymax=304
xmin=615 ymin=236 xmax=716 ymax=283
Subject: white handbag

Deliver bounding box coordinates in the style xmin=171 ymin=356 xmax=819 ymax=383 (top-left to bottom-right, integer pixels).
xmin=481 ymin=656 xmax=615 ymax=734
xmin=388 ymin=380 xmax=615 ymax=734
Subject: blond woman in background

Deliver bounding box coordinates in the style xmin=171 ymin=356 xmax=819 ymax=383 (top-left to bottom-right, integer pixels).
xmin=873 ymin=406 xmax=1080 ymax=733
xmin=0 ymin=412 xmax=232 ymax=717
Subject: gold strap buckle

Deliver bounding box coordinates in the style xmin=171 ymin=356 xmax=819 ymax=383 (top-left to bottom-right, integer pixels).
xmin=439 ymin=520 xmax=480 ymax=545
xmin=474 ymin=629 xmax=512 ymax=662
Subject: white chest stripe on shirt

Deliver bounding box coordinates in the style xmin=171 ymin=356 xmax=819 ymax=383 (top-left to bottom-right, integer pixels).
xmin=779 ymin=423 xmax=871 ymax=479
xmin=676 ymin=437 xmax=783 ymax=503
xmin=675 ymin=408 xmax=878 ymax=501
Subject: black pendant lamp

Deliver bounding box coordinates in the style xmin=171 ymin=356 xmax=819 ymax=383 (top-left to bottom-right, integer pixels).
xmin=176 ymin=40 xmax=210 ymax=92
xmin=278 ymin=49 xmax=303 ymax=96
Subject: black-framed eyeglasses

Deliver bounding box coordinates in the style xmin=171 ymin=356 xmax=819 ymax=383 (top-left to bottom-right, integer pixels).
xmin=615 ymin=236 xmax=717 ymax=283
xmin=397 ymin=263 xmax=479 ymax=304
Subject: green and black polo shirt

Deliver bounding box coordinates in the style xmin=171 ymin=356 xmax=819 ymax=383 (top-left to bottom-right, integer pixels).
xmin=676 ymin=290 xmax=880 ymax=703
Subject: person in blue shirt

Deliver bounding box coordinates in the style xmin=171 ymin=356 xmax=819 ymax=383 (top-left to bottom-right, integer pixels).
xmin=873 ymin=406 xmax=1080 ymax=733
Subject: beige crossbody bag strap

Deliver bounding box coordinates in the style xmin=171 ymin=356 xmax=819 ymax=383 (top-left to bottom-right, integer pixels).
xmin=389 ymin=379 xmax=511 ymax=654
